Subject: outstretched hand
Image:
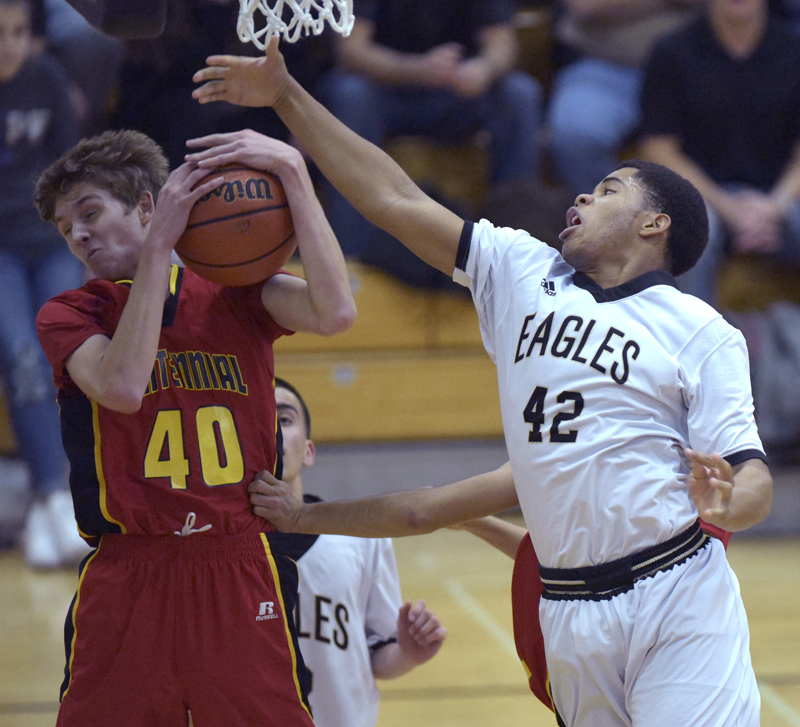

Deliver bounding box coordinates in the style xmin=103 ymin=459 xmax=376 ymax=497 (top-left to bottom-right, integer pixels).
xmin=248 ymin=470 xmax=304 ymax=531
xmin=193 ymin=37 xmax=289 ymax=109
xmin=685 ymin=448 xmax=733 ymax=527
xmin=396 ymin=600 xmax=447 ymax=666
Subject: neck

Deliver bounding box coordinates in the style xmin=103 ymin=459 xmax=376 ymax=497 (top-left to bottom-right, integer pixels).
xmin=286 ymin=475 xmax=304 ymax=502
xmin=709 ymin=3 xmax=767 ymax=59
xmin=584 ymin=256 xmax=664 ymax=290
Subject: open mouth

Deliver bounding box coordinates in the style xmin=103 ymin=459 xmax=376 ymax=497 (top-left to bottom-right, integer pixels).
xmin=559 ymin=207 xmax=582 ymax=240
xmin=566 ymin=208 xmax=581 ymax=228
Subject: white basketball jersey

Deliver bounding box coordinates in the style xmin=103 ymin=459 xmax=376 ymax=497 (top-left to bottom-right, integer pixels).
xmin=295 ymin=534 xmax=402 ymax=727
xmin=455 ymin=219 xmax=764 ymax=569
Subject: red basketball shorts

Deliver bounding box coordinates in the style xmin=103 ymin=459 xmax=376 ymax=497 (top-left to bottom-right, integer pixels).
xmin=511 ymin=532 xmax=553 ymax=711
xmin=56 ymin=532 xmax=314 ymax=727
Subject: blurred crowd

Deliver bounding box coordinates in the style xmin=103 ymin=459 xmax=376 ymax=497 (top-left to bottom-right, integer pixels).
xmin=3 ymin=0 xmax=800 ymax=566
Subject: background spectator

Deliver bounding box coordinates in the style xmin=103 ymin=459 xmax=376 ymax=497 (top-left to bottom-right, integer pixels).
xmin=0 ymin=0 xmax=89 ymax=568
xmin=639 ymin=0 xmax=800 ymax=306
xmin=546 ymin=0 xmax=703 ymax=197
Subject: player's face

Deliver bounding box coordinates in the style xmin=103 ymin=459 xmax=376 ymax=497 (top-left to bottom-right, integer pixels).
xmin=54 ymin=183 xmax=149 ymax=281
xmin=276 ymin=386 xmax=315 ymax=489
xmin=558 ymin=168 xmax=651 ymax=273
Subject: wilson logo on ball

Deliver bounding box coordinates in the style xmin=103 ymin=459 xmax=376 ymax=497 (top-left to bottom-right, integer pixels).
xmin=175 ymin=165 xmax=296 ymax=287
xmin=198 ymin=175 xmax=276 ymax=205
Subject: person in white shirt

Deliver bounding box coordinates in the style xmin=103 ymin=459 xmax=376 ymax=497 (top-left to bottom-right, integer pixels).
xmin=272 ymin=378 xmax=446 ymax=727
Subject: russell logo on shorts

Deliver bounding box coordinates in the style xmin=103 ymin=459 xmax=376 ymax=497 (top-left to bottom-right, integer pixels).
xmin=257 ymin=601 xmax=280 ymax=621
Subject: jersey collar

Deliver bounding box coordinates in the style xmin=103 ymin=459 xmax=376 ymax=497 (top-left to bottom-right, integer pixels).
xmin=572 ymin=269 xmax=678 ymax=302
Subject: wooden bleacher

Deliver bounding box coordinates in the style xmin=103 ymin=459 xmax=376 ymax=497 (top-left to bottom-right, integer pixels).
xmin=275 ymin=260 xmax=503 ymax=443
xmin=0 ymin=389 xmax=15 ymax=455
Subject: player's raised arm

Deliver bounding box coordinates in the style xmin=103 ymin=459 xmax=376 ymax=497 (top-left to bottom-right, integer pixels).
xmin=248 ymin=461 xmax=519 ymax=536
xmin=192 ymin=39 xmax=464 ymax=276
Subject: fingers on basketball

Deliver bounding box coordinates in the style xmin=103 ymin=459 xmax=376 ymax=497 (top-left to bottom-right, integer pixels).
xmin=175 ymin=165 xmax=296 ymax=287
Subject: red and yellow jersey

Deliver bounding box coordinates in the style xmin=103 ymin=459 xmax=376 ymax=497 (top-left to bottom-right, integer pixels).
xmin=37 ymin=265 xmax=291 ymax=539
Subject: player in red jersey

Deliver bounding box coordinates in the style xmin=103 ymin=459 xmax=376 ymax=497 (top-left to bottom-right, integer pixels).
xmin=33 ymin=128 xmax=356 ymax=727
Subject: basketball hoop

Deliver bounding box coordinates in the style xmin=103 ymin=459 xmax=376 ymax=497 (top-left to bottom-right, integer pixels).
xmin=237 ymin=0 xmax=354 ymax=49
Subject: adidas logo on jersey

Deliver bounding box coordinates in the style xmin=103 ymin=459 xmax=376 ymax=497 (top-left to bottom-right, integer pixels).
xmin=256 ymin=601 xmax=280 ymax=621
xmin=541 ymin=279 xmax=556 ymax=296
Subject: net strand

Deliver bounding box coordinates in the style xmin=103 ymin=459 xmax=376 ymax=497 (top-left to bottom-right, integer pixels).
xmin=237 ymin=0 xmax=354 ymax=48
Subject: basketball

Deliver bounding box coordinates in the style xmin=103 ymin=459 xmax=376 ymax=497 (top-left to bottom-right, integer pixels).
xmin=175 ymin=165 xmax=296 ymax=287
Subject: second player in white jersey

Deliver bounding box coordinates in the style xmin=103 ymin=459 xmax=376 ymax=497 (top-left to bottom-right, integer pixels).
xmin=270 ymin=379 xmax=447 ymax=727
xmin=295 ymin=529 xmax=403 ymax=727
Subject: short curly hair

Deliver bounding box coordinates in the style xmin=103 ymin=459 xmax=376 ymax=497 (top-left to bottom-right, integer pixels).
xmin=34 ymin=129 xmax=170 ymax=222
xmin=619 ymin=159 xmax=709 ymax=277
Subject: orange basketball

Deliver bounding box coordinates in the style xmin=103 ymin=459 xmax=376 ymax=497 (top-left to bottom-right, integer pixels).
xmin=175 ymin=165 xmax=296 ymax=286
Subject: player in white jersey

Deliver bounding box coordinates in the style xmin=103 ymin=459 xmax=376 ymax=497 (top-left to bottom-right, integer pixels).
xmin=271 ymin=379 xmax=446 ymax=727
xmin=192 ymin=42 xmax=773 ymax=727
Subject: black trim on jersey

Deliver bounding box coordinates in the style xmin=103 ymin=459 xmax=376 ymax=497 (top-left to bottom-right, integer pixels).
xmin=59 ymin=393 xmax=123 ymax=538
xmin=455 ymin=220 xmax=474 ymax=273
xmin=369 ymin=637 xmax=399 ymax=653
xmin=572 ymin=269 xmax=678 ymax=302
xmin=263 ymin=530 xmax=313 ymax=710
xmin=275 ymin=419 xmax=284 ymax=481
xmin=59 ymin=590 xmax=78 ymax=700
xmin=725 ymin=448 xmax=767 ymax=467
xmin=113 ymin=267 xmax=183 ymax=328
xmin=160 ymin=266 xmax=183 ymax=328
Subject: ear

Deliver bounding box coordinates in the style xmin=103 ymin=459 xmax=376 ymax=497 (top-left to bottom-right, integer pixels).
xmin=640 ymin=212 xmax=671 ymax=239
xmin=137 ymin=190 xmax=155 ymax=225
xmin=302 ymin=439 xmax=316 ymax=468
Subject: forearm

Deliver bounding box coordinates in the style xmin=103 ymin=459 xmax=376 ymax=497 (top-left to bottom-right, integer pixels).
xmin=270 ymin=156 xmax=355 ymax=335
xmin=722 ymin=459 xmax=773 ymax=531
xmin=370 ymin=643 xmax=418 ymax=680
xmin=273 ymin=76 xmax=462 ymax=273
xmin=476 ymin=25 xmax=517 ymax=79
xmin=770 ymin=142 xmax=800 ymax=214
xmin=565 ymin=0 xmax=686 ymax=20
xmin=70 ymin=248 xmax=172 ymax=411
xmin=292 ymin=464 xmax=518 ymax=537
xmin=454 ymin=516 xmax=526 ymax=559
xmin=339 ymin=40 xmax=437 ymax=87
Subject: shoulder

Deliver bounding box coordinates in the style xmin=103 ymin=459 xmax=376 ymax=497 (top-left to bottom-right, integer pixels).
xmin=671 ymin=296 xmax=746 ymax=361
xmin=41 ymin=278 xmax=129 ymax=315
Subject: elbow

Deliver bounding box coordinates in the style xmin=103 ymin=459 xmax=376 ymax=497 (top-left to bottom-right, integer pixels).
xmin=400 ymin=505 xmax=438 ymax=536
xmin=318 ymin=301 xmax=357 ymax=337
xmin=96 ymin=383 xmax=145 ymax=414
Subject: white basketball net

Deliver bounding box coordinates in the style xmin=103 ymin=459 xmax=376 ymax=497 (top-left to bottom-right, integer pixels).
xmin=237 ymin=0 xmax=354 ymax=49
